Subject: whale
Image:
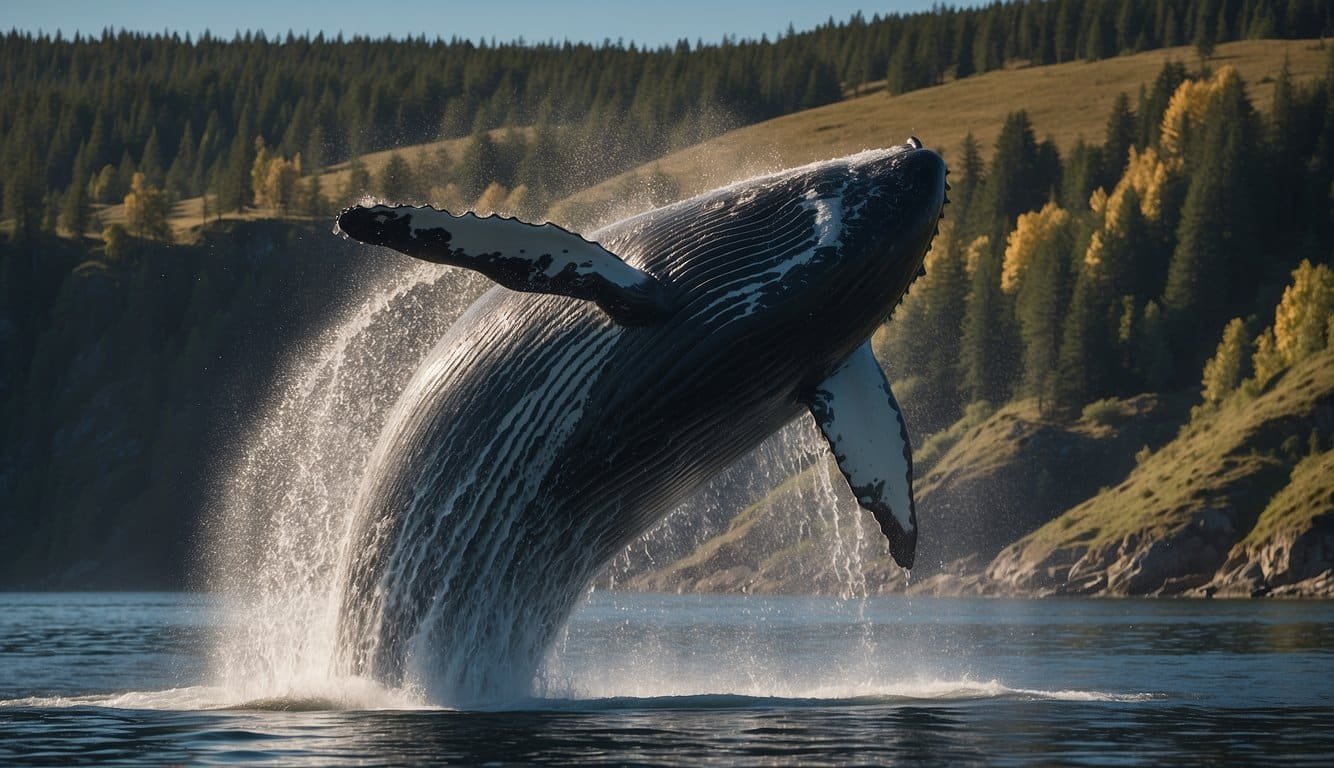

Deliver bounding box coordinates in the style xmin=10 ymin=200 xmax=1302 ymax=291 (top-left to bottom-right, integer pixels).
xmin=332 ymin=139 xmax=947 ymax=704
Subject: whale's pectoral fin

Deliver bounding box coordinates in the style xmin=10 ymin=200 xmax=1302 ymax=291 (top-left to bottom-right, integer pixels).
xmin=804 ymin=342 xmax=917 ymax=568
xmin=335 ymin=205 xmax=669 ymax=325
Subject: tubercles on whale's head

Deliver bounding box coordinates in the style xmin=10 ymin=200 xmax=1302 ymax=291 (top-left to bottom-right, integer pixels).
xmin=835 ymin=140 xmax=948 ymax=320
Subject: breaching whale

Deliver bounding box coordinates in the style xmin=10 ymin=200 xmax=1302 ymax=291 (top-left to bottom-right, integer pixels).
xmin=333 ymin=139 xmax=947 ymax=704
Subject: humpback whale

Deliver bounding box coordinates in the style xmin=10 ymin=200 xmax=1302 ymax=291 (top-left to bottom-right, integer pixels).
xmin=333 ymin=139 xmax=947 ymax=704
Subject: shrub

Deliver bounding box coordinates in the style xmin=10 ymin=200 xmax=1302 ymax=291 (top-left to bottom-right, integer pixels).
xmin=1081 ymin=397 xmax=1123 ymax=426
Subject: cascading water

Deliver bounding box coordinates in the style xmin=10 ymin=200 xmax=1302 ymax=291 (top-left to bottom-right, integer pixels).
xmin=207 ymin=259 xmax=489 ymax=705
xmin=208 ymin=256 xmax=890 ymax=707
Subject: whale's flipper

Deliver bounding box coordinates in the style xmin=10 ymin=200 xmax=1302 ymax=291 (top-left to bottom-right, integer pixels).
xmin=336 ymin=205 xmax=669 ymax=325
xmin=804 ymin=342 xmax=917 ymax=568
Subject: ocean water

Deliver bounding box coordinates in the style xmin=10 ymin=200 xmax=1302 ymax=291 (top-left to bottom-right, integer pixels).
xmin=1 ymin=591 xmax=1332 ymax=766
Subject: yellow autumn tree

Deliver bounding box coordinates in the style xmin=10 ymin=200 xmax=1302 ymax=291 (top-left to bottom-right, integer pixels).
xmin=1200 ymin=318 xmax=1251 ymax=405
xmin=1109 ymin=147 xmax=1174 ymax=224
xmin=1249 ymin=328 xmax=1284 ymax=393
xmin=429 ymin=183 xmax=466 ymax=213
xmin=922 ymin=218 xmax=955 ymax=274
xmin=963 ymin=234 xmax=991 ymax=277
xmin=1159 ymin=66 xmax=1241 ymax=162
xmin=473 ymin=181 xmax=511 ymax=215
xmin=1244 ymin=260 xmax=1334 ymax=393
xmin=505 ymin=184 xmax=544 ymax=221
xmin=122 ymin=172 xmax=171 ymax=240
xmin=250 ymin=137 xmax=270 ymax=206
xmin=262 ymin=153 xmax=302 ymax=215
xmin=1274 ymin=260 xmax=1334 ymax=364
xmin=1002 ymin=202 xmax=1068 ymax=293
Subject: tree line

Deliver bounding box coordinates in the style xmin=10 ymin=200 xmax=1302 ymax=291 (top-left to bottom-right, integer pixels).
xmin=882 ymin=52 xmax=1334 ymax=438
xmin=3 ymin=0 xmax=1331 ymax=240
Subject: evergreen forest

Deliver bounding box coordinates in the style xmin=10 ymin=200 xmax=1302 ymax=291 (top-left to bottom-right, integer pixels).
xmin=2 ymin=0 xmax=1332 ymax=233
xmin=1 ymin=0 xmax=1332 ymax=588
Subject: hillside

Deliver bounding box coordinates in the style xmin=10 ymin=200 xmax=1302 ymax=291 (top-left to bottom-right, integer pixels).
xmin=92 ymin=39 xmax=1329 ymax=242
xmin=551 ymin=39 xmax=1328 ymax=227
xmin=987 ymin=349 xmax=1334 ymax=597
xmin=4 ymin=23 xmax=1332 ymax=593
xmin=623 ymin=394 xmax=1190 ymax=596
xmin=0 ymin=223 xmax=378 ymax=587
xmin=623 ymin=350 xmax=1333 ymax=599
xmin=97 ymin=130 xmax=519 ymax=240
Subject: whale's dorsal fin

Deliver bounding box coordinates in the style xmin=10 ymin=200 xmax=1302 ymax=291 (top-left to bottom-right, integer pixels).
xmin=336 ymin=205 xmax=669 ymax=325
xmin=803 ymin=341 xmax=917 ymax=568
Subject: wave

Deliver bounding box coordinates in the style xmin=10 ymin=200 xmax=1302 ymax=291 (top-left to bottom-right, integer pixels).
xmin=0 ymin=677 xmax=1155 ymax=713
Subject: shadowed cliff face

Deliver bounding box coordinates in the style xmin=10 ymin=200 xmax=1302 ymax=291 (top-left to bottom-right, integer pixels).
xmin=0 ymin=222 xmax=376 ymax=589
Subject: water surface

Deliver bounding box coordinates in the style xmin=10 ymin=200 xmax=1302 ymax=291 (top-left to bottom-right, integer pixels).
xmin=2 ymin=592 xmax=1332 ymax=765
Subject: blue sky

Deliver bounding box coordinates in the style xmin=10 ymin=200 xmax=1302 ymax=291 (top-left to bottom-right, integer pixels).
xmin=6 ymin=1 xmax=977 ymax=48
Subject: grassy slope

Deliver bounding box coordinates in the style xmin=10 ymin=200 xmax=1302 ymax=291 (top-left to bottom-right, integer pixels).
xmin=552 ymin=39 xmax=1329 ymax=227
xmin=986 ymin=348 xmax=1334 ymax=595
xmin=1242 ymin=450 xmax=1334 ymax=547
xmin=627 ymin=393 xmax=1187 ymax=595
xmin=92 ymin=39 xmax=1325 ymax=240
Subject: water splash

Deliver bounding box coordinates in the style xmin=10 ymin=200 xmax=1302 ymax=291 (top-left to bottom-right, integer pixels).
xmin=207 ymin=251 xmax=888 ymax=706
xmin=207 ymin=260 xmax=487 ymax=704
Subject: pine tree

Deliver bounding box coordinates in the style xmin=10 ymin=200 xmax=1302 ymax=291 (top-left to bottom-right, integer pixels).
xmin=376 ymin=152 xmax=415 ymax=202
xmin=1162 ymin=152 xmax=1224 ymax=342
xmin=1055 ymin=262 xmax=1114 ymax=411
xmin=1138 ymin=60 xmax=1189 ymax=147
xmin=165 ymin=121 xmax=197 ymax=198
xmin=918 ymin=232 xmax=969 ymax=427
xmin=960 ymin=235 xmax=1017 ymax=405
xmin=1200 ymin=317 xmax=1252 ymax=404
xmin=342 ymin=153 xmax=371 ymax=203
xmin=139 ymin=127 xmax=164 ymax=187
xmin=1010 ymin=205 xmax=1075 ymax=411
xmin=1102 ymin=92 xmax=1137 ymax=187
xmin=59 ymin=149 xmax=93 ymax=237
xmin=1163 ymin=70 xmax=1259 ymax=357
xmin=4 ymin=152 xmax=44 ymax=242
xmin=1193 ymin=0 xmax=1219 ymax=61
xmin=218 ymin=131 xmax=254 ymax=213
xmin=984 ymin=111 xmax=1043 ymax=225
xmin=1060 ymin=138 xmax=1104 ymax=211
xmin=955 ymin=132 xmax=987 ymax=234
xmin=1134 ymin=300 xmax=1174 ymax=390
xmin=59 ymin=177 xmax=92 ymax=237
xmin=456 ymin=131 xmax=499 ymax=202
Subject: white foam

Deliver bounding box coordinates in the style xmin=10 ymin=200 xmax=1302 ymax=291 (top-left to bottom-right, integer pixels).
xmin=0 ymin=676 xmax=442 ymax=712
xmin=0 ymin=676 xmax=1154 ymax=713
